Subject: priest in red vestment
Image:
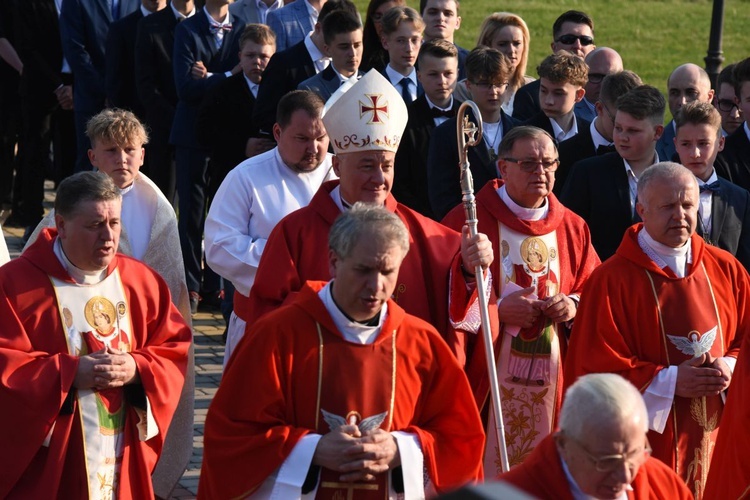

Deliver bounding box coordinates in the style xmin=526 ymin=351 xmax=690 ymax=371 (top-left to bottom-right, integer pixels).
xmin=200 ymin=204 xmax=485 ymax=499
xmin=442 ymin=126 xmax=601 ymax=474
xmin=500 ymin=373 xmax=692 ymax=500
xmin=241 ymin=70 xmax=494 ymax=370
xmin=564 ymin=162 xmax=747 ymax=499
xmin=0 ymin=172 xmax=191 ymax=499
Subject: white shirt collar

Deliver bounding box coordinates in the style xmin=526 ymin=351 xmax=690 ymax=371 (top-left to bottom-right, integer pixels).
xmin=171 ymin=4 xmax=196 ymax=20
xmin=319 ymin=281 xmax=386 ymax=344
xmin=697 ymin=169 xmax=718 ymax=187
xmin=497 ymin=184 xmax=549 ymax=221
xmin=550 ymin=114 xmax=579 ymax=142
xmin=53 ymin=238 xmax=107 ymax=285
xmin=304 ymin=32 xmax=329 ymax=72
xmin=638 ymin=227 xmax=692 ymax=278
xmin=140 ymin=5 xmax=152 ymax=17
xmin=744 ymin=121 xmax=750 ymax=142
xmin=560 ymin=452 xmax=629 ymax=500
xmin=203 ymin=5 xmax=230 ymax=26
xmin=303 ymin=0 xmax=319 ymax=24
xmin=425 ymin=94 xmax=453 ymax=111
xmin=590 ymin=117 xmax=613 ymax=149
xmin=385 ymin=64 xmax=417 ymax=86
xmin=331 ymin=65 xmax=359 ymax=85
xmin=243 ymin=73 xmax=259 ymax=97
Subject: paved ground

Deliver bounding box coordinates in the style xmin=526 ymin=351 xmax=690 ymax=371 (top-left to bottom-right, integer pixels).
xmin=1 ymin=183 xmax=224 ymax=499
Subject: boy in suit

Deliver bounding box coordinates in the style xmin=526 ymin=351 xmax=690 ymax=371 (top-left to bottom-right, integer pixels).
xmin=718 ymin=58 xmax=750 ymax=191
xmin=427 ymin=47 xmax=519 ymax=220
xmin=266 ymin=0 xmax=323 ymax=51
xmin=380 ymin=6 xmax=424 ymax=104
xmin=420 ymin=0 xmax=467 ymax=80
xmin=561 ymin=85 xmax=665 ymax=260
xmin=298 ymin=10 xmax=362 ymax=102
xmin=393 ymin=38 xmax=459 ymax=219
xmin=675 ymin=101 xmax=750 ymax=269
xmin=524 ymin=51 xmax=589 ymax=144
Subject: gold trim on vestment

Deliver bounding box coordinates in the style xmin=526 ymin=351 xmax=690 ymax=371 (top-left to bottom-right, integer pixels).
xmin=316 ymin=322 xmax=324 ymax=431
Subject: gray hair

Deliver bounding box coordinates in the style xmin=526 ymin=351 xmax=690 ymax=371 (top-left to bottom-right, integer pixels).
xmin=560 ymin=373 xmax=648 ymax=441
xmin=498 ymin=126 xmax=556 ymax=158
xmin=329 ymin=203 xmax=410 ymax=259
xmin=637 ymin=162 xmax=698 ymax=202
xmin=55 ymin=171 xmax=121 ymax=218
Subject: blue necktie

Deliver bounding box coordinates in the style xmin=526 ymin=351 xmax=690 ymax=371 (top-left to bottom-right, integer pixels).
xmin=110 ymin=0 xmax=120 ymax=20
xmin=399 ymin=77 xmax=413 ymax=104
xmin=700 ymin=180 xmax=720 ymax=193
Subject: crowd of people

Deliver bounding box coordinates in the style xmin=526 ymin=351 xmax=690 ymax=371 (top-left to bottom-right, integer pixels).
xmin=1 ymin=0 xmax=750 ymax=498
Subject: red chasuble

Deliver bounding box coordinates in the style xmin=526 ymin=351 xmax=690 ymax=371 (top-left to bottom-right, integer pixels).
xmin=704 ymin=328 xmax=750 ymax=499
xmin=499 ymin=435 xmax=693 ymax=499
xmin=200 ymin=281 xmax=485 ymax=499
xmin=442 ymin=180 xmax=600 ymax=471
xmin=0 ymin=229 xmax=191 ymax=499
xmin=241 ymin=180 xmax=479 ymax=367
xmin=565 ymin=225 xmax=748 ymax=498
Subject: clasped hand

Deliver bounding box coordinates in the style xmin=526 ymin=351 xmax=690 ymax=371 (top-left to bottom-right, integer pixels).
xmin=313 ymin=425 xmax=400 ymax=482
xmin=74 ymin=346 xmax=139 ymax=390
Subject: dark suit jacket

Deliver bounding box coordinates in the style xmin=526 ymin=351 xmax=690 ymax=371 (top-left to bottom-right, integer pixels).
xmin=170 ymin=9 xmax=246 ymax=148
xmin=266 ymin=0 xmax=312 ymax=51
xmin=656 ymin=120 xmax=676 ymax=165
xmin=456 ymin=44 xmax=468 ymax=81
xmin=555 ymin=123 xmax=596 ymax=197
xmin=559 ymin=152 xmax=639 ymax=261
xmin=511 ymin=79 xmax=540 ymax=121
xmin=252 ymin=39 xmax=316 ymax=135
xmin=523 ymin=111 xmax=555 ymax=137
xmin=298 ymin=65 xmax=362 ymax=102
xmin=427 ymin=110 xmax=520 ymax=220
xmin=135 ymin=7 xmax=179 ymax=141
xmin=59 ymin=0 xmax=139 ymax=112
xmin=717 ymin=127 xmax=750 ymax=192
xmin=196 ymin=72 xmax=258 ymax=191
xmin=105 ymin=8 xmax=144 ymax=117
xmin=13 ymin=0 xmax=66 ymax=107
xmin=699 ymin=177 xmax=750 ymax=270
xmin=393 ymin=95 xmax=460 ymax=219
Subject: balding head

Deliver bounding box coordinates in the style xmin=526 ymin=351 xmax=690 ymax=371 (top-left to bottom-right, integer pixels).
xmin=584 ymin=47 xmax=623 ymax=103
xmin=667 ymin=63 xmax=714 ymax=117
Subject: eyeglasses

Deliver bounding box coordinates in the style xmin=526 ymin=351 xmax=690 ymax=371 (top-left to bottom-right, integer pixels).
xmin=556 ymin=34 xmax=595 ymax=46
xmin=601 ymin=102 xmax=616 ymax=123
xmin=503 ymin=158 xmax=560 ymax=172
xmin=588 ymin=73 xmax=606 ymax=84
xmin=569 ymin=435 xmax=652 ymax=473
xmin=471 ymin=80 xmax=509 ymax=91
xmin=717 ymin=99 xmax=740 ymax=112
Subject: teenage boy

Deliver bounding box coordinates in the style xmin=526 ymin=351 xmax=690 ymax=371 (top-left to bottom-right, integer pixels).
xmin=298 ymin=10 xmax=363 ymax=101
xmin=675 ymin=101 xmax=750 ymax=269
xmin=198 ymin=24 xmax=277 ymax=201
xmin=394 ymin=38 xmax=459 ymax=219
xmin=719 ymin=58 xmax=750 ymax=192
xmin=714 ymin=64 xmax=743 ymax=137
xmin=427 ymin=46 xmax=519 ymax=220
xmin=561 ymin=85 xmax=665 ymax=260
xmin=23 ymin=108 xmax=194 ymax=498
xmin=420 ymin=0 xmax=467 ymax=79
xmin=524 ymin=51 xmax=589 ymax=144
xmin=380 ymin=6 xmax=424 ymax=104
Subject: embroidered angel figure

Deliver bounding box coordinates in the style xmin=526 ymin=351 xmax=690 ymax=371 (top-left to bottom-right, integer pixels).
xmin=321 ymin=409 xmax=388 ymax=433
xmin=668 ymin=326 xmax=717 ymax=358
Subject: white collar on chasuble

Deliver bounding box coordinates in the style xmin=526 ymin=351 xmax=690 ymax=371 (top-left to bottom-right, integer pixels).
xmin=638 ymin=228 xmax=692 ymax=278
xmin=497 ymin=184 xmax=549 ymax=221
xmin=319 ymin=281 xmax=387 ymax=344
xmin=53 ymin=238 xmax=107 ymax=284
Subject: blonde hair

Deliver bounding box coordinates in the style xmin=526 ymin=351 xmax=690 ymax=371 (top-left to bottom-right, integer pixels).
xmin=380 ymin=6 xmax=425 ymax=37
xmin=477 ymin=12 xmax=530 ymax=93
xmin=86 ymin=108 xmax=148 ymax=148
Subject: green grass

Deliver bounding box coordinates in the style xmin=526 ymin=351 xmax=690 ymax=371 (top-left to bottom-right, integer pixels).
xmin=355 ymin=0 xmax=750 ymax=97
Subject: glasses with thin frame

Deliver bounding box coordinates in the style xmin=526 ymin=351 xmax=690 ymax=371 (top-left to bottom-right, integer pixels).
xmin=569 ymin=434 xmax=652 ymax=473
xmin=471 ymin=80 xmax=509 ymax=91
xmin=503 ymin=157 xmax=560 ymax=173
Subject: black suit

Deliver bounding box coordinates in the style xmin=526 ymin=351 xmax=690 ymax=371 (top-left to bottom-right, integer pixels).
xmin=717 ymin=128 xmax=750 ymax=193
xmin=196 ymin=72 xmax=258 ymax=199
xmin=105 ymin=8 xmax=145 ymax=117
xmin=555 ymin=124 xmax=595 ymax=197
xmin=428 ymin=110 xmax=520 ymax=220
xmin=522 ymin=111 xmax=555 ymax=137
xmin=511 ymin=79 xmax=540 ymax=121
xmin=12 ymin=0 xmax=75 ymax=226
xmin=252 ymin=39 xmax=316 ymax=136
xmin=393 ymin=95 xmax=459 ymax=219
xmin=559 ymin=152 xmax=639 ymax=261
xmin=699 ymin=177 xmax=750 ymax=270
xmin=135 ymin=6 xmax=179 ymax=201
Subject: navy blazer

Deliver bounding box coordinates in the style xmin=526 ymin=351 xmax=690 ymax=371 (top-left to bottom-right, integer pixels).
xmin=394 ymin=95 xmax=460 ymax=219
xmin=717 ymin=127 xmax=750 ymax=192
xmin=105 ymin=8 xmax=145 ymax=117
xmin=298 ymin=65 xmax=362 ymax=103
xmin=511 ymin=79 xmax=540 ymax=121
xmin=428 ymin=110 xmax=520 ymax=220
xmin=170 ymin=9 xmax=246 ymax=148
xmin=60 ymin=0 xmax=140 ymax=111
xmin=699 ymin=177 xmax=750 ymax=270
xmin=555 ymin=123 xmax=596 ymax=196
xmin=266 ymin=0 xmax=312 ymax=52
xmin=252 ymin=39 xmax=317 ymax=135
xmin=656 ymin=120 xmax=676 ymax=165
xmin=559 ymin=152 xmax=639 ymax=261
